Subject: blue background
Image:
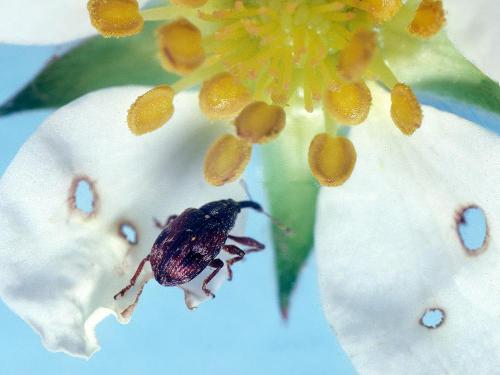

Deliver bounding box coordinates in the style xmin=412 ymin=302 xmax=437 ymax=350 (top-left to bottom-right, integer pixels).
xmin=0 ymin=44 xmax=357 ymax=375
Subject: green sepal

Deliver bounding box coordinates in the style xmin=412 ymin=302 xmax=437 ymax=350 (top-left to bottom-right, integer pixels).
xmin=0 ymin=23 xmax=177 ymax=116
xmin=381 ymin=7 xmax=500 ymax=130
xmin=262 ymin=115 xmax=320 ymax=319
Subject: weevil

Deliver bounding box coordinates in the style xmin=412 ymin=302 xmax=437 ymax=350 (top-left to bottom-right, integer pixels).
xmin=114 ymin=199 xmax=269 ymax=300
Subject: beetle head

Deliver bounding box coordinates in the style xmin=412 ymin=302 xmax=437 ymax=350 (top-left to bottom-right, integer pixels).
xmin=199 ymin=199 xmax=240 ymax=230
xmin=200 ymin=199 xmax=237 ymax=215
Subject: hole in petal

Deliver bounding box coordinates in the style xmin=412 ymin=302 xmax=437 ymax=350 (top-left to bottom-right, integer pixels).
xmin=456 ymin=205 xmax=488 ymax=255
xmin=69 ymin=177 xmax=98 ymax=217
xmin=119 ymin=222 xmax=138 ymax=245
xmin=419 ymin=308 xmax=445 ymax=329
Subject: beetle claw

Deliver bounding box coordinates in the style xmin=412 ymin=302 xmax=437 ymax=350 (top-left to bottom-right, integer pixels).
xmin=202 ymin=287 xmax=215 ymax=298
xmin=226 ymin=266 xmax=233 ymax=281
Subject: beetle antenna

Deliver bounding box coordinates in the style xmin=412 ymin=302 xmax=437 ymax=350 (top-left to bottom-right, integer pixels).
xmin=240 ymin=179 xmax=253 ymax=201
xmin=238 ymin=184 xmax=293 ymax=236
xmin=259 ymin=209 xmax=293 ymax=236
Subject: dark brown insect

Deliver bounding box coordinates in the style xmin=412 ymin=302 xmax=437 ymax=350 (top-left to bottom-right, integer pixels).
xmin=114 ymin=199 xmax=267 ymax=300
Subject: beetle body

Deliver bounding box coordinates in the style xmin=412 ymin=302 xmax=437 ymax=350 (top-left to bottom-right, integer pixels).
xmin=114 ymin=199 xmax=265 ymax=300
xmin=150 ymin=199 xmax=244 ymax=286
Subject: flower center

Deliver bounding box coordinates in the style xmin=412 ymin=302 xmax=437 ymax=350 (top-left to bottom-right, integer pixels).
xmin=88 ymin=0 xmax=445 ymax=186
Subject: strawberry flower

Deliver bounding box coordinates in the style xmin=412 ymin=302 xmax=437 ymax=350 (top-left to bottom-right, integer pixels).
xmin=0 ymin=0 xmax=498 ymax=371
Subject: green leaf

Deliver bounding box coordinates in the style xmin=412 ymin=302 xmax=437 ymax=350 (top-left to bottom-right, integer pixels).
xmin=262 ymin=114 xmax=320 ymax=319
xmin=1 ymin=23 xmax=176 ymax=116
xmin=381 ymin=6 xmax=500 ymax=130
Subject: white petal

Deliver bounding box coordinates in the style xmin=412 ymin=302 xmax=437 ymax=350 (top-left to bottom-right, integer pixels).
xmin=316 ymin=86 xmax=500 ymax=374
xmin=0 ymin=0 xmax=147 ymax=45
xmin=0 ymin=87 xmax=246 ymax=358
xmin=444 ymin=0 xmax=500 ymax=82
xmin=0 ymin=1 xmax=95 ymax=45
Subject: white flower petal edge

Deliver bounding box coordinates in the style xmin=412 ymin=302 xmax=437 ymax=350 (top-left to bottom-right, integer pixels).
xmin=315 ymin=85 xmax=500 ymax=374
xmin=0 ymin=87 xmax=245 ymax=358
xmin=0 ymin=0 xmax=147 ymax=45
xmin=445 ymin=0 xmax=500 ymax=82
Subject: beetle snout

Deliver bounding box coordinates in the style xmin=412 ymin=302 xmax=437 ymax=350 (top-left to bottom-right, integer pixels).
xmin=237 ymin=200 xmax=262 ymax=212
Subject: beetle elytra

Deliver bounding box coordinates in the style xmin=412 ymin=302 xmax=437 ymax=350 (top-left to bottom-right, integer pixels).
xmin=114 ymin=199 xmax=268 ymax=301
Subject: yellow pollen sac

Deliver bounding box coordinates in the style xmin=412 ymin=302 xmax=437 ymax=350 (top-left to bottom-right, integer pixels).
xmin=170 ymin=0 xmax=208 ymax=8
xmin=204 ymin=134 xmax=252 ymax=186
xmin=338 ymin=30 xmax=377 ymax=81
xmin=127 ymin=85 xmax=174 ymax=135
xmin=324 ymin=81 xmax=372 ymax=125
xmin=348 ymin=0 xmax=402 ymax=21
xmin=234 ymin=102 xmax=286 ymax=144
xmin=87 ymin=0 xmax=143 ymax=37
xmin=408 ymin=0 xmax=445 ymax=38
xmin=157 ymin=19 xmax=205 ymax=75
xmin=390 ymin=83 xmax=422 ymax=135
xmin=199 ymin=73 xmax=251 ymax=120
xmin=308 ymin=133 xmax=357 ymax=187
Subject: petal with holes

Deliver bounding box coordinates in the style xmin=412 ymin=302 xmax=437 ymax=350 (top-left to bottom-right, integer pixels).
xmin=315 ymin=86 xmax=500 ymax=374
xmin=0 ymin=87 xmax=245 ymax=358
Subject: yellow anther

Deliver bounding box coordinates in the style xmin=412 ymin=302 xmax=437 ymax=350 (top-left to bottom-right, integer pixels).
xmin=308 ymin=133 xmax=357 ymax=187
xmin=171 ymin=0 xmax=208 ymax=8
xmin=324 ymin=81 xmax=372 ymax=125
xmin=234 ymin=102 xmax=286 ymax=144
xmin=337 ymin=30 xmax=377 ymax=81
xmin=390 ymin=83 xmax=422 ymax=135
xmin=157 ymin=19 xmax=205 ymax=75
xmin=87 ymin=0 xmax=143 ymax=37
xmin=127 ymin=85 xmax=174 ymax=135
xmin=199 ymin=73 xmax=251 ymax=120
xmin=348 ymin=0 xmax=401 ymax=21
xmin=204 ymin=134 xmax=252 ymax=186
xmin=408 ymin=0 xmax=445 ymax=38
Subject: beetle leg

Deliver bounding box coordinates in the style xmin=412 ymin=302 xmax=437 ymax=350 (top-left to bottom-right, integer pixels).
xmin=202 ymin=258 xmax=224 ymax=298
xmin=113 ymin=255 xmax=151 ymax=300
xmin=153 ymin=215 xmax=178 ymax=229
xmin=227 ymin=234 xmax=265 ymax=253
xmin=223 ymin=244 xmax=245 ymax=281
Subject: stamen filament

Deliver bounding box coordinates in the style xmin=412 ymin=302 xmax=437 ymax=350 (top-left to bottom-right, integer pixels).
xmin=171 ymin=57 xmax=224 ymax=92
xmin=303 ymin=66 xmax=315 ymax=112
xmin=368 ymin=55 xmax=399 ymax=88
xmin=140 ymin=6 xmax=193 ymax=21
xmin=253 ymin=70 xmax=273 ymax=100
xmin=324 ymin=110 xmax=338 ymax=136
